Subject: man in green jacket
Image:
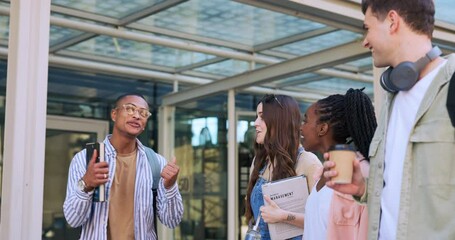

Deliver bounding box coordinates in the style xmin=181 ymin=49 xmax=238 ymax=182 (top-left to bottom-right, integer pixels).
xmin=323 ymin=0 xmax=455 ymax=239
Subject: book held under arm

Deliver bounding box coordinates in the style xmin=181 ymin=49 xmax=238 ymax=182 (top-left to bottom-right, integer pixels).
xmin=86 ymin=142 xmax=106 ymax=202
xmin=261 ymin=175 xmax=309 ymax=240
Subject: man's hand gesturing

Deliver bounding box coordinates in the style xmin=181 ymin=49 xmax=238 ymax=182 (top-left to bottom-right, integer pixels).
xmin=162 ymin=157 xmax=180 ymax=189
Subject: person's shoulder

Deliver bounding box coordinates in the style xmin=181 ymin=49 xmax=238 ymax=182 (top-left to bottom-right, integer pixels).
xmin=295 ymin=149 xmax=322 ymax=175
xmin=297 ymin=149 xmax=320 ymax=164
xmin=68 ymin=149 xmax=87 ymax=169
xmin=139 ymin=145 xmax=167 ymax=165
xmin=155 ymin=152 xmax=166 ymax=161
xmin=443 ymin=54 xmax=455 ymax=73
xmin=151 ymin=150 xmax=168 ymax=165
xmin=73 ymin=148 xmax=86 ymax=159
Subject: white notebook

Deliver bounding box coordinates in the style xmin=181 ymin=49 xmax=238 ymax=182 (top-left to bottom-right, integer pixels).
xmin=262 ymin=175 xmax=309 ymax=240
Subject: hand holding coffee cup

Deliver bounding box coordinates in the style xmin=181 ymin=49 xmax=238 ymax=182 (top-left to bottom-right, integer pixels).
xmin=328 ymin=144 xmax=356 ymax=184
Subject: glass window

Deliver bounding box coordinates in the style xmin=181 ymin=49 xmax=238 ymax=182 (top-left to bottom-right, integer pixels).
xmin=174 ymin=95 xmax=228 ymax=240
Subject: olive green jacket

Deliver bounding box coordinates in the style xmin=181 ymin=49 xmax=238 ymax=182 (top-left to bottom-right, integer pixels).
xmin=365 ymin=54 xmax=455 ymax=240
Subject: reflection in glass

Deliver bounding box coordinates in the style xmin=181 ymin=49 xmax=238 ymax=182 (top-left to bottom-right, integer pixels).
xmin=271 ymin=30 xmax=362 ymax=56
xmin=174 ymin=104 xmax=228 ymax=240
xmin=138 ymin=0 xmax=325 ymax=46
xmin=299 ymin=77 xmax=373 ymax=96
xmin=191 ymin=117 xmax=218 ymax=146
xmin=52 ymin=0 xmax=166 ymax=19
xmin=0 ymin=15 xmax=9 ymax=47
xmin=42 ymin=130 xmax=96 ymax=240
xmin=194 ymin=59 xmax=252 ymax=77
xmin=67 ymin=35 xmax=216 ymax=68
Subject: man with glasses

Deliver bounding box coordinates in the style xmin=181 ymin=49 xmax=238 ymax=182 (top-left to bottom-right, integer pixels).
xmin=64 ymin=93 xmax=183 ymax=240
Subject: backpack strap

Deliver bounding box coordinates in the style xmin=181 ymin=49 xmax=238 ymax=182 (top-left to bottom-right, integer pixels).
xmin=144 ymin=146 xmax=161 ymax=237
xmin=144 ymin=147 xmax=161 ymax=190
xmin=447 ymin=71 xmax=455 ymax=127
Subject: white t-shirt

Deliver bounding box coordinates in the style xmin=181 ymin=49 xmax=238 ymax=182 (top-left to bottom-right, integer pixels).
xmin=379 ymin=61 xmax=446 ymax=240
xmin=303 ymin=181 xmax=333 ymax=240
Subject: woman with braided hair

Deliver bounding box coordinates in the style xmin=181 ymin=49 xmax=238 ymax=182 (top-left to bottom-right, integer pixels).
xmin=245 ymin=94 xmax=322 ymax=240
xmin=300 ymin=88 xmax=377 ymax=240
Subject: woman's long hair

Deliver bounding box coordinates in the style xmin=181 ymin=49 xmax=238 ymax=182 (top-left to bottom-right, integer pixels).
xmin=244 ymin=94 xmax=301 ymax=223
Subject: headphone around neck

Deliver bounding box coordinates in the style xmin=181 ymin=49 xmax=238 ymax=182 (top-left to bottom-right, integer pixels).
xmin=380 ymin=46 xmax=442 ymax=93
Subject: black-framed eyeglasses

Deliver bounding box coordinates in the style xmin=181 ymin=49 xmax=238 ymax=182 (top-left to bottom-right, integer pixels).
xmin=117 ymin=103 xmax=151 ymax=119
xmin=261 ymin=94 xmax=284 ymax=109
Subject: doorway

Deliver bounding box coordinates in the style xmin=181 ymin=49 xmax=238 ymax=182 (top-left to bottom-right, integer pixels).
xmin=42 ymin=115 xmax=108 ymax=240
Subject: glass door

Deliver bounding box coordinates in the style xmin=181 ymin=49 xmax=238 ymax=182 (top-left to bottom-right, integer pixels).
xmin=42 ymin=115 xmax=108 ymax=240
xmin=173 ymin=96 xmax=229 ymax=240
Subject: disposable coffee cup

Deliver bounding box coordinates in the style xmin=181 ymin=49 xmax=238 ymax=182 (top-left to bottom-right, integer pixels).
xmin=329 ymin=144 xmax=356 ymax=184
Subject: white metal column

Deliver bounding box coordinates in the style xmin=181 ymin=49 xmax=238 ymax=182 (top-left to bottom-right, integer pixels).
xmin=0 ymin=0 xmax=51 ymax=239
xmin=157 ymin=105 xmax=176 ymax=240
xmin=227 ymin=89 xmax=238 ymax=240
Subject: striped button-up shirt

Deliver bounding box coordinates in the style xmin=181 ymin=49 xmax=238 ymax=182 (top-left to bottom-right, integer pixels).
xmin=63 ymin=135 xmax=183 ymax=239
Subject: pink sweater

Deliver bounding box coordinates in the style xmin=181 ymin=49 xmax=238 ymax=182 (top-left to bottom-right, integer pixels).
xmin=326 ymin=154 xmax=369 ymax=240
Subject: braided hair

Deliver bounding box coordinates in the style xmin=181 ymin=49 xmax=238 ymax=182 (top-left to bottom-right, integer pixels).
xmin=316 ymin=88 xmax=377 ymax=160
